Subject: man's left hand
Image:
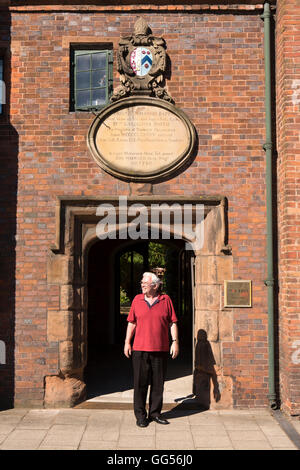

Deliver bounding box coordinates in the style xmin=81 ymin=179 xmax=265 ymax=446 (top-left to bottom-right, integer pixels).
xmin=170 ymin=342 xmax=179 ymax=359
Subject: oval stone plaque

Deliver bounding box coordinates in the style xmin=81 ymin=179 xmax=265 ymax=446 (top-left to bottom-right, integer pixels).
xmin=87 ymin=97 xmax=196 ymax=182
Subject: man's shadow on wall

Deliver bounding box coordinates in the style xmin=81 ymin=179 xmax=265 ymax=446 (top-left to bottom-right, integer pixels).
xmin=163 ymin=330 xmax=221 ymax=420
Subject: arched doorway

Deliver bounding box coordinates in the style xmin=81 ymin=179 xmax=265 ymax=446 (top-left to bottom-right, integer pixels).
xmin=45 ymin=196 xmax=233 ymax=409
xmin=84 ymin=238 xmax=194 ymax=403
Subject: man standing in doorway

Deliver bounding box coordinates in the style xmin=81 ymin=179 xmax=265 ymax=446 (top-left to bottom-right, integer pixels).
xmin=124 ymin=272 xmax=179 ymax=427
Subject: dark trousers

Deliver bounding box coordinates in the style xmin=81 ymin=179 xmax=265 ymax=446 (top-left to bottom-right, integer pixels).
xmin=132 ymin=351 xmax=168 ymax=421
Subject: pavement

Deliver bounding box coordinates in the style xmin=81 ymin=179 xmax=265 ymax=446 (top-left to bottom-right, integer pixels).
xmin=0 ymin=406 xmax=299 ymax=450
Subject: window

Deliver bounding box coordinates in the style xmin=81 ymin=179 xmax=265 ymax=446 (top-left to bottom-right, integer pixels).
xmin=71 ymin=48 xmax=113 ymax=111
xmin=0 ymin=57 xmax=4 ymax=115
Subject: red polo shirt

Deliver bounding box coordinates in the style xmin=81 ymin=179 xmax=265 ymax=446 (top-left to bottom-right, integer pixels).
xmin=127 ymin=293 xmax=178 ymax=352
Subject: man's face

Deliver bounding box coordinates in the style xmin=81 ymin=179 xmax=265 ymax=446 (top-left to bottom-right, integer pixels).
xmin=141 ymin=276 xmax=156 ymax=296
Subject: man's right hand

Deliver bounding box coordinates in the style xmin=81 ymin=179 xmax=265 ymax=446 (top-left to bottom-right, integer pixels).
xmin=124 ymin=342 xmax=132 ymax=358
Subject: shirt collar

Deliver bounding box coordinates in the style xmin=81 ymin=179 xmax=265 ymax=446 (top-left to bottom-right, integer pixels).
xmin=143 ymin=294 xmax=163 ymax=307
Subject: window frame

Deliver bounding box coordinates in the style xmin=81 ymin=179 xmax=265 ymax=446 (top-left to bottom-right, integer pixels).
xmin=0 ymin=56 xmax=4 ymax=115
xmin=0 ymin=48 xmax=8 ymax=121
xmin=70 ymin=45 xmax=113 ymax=112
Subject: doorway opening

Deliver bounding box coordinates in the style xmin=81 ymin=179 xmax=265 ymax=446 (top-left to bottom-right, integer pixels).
xmin=84 ymin=238 xmax=195 ymax=403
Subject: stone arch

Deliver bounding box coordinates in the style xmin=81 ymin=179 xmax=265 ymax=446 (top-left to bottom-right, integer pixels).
xmin=44 ymin=196 xmax=233 ymax=408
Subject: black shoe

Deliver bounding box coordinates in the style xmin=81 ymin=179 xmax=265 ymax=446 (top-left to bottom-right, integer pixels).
xmin=136 ymin=418 xmax=149 ymax=427
xmin=149 ymin=416 xmax=169 ymax=425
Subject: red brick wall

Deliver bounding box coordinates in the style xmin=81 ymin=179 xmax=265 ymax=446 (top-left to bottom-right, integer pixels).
xmin=0 ymin=3 xmax=273 ymax=408
xmin=276 ymin=0 xmax=300 ymax=416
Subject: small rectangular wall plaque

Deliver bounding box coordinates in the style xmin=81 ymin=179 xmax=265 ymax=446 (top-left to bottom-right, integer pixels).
xmin=224 ymin=280 xmax=252 ymax=307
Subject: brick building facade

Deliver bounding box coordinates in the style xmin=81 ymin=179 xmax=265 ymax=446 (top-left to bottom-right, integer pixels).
xmin=0 ymin=1 xmax=299 ymax=415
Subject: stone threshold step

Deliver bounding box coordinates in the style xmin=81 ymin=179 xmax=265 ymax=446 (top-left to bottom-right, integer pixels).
xmin=75 ymin=401 xmax=208 ymax=410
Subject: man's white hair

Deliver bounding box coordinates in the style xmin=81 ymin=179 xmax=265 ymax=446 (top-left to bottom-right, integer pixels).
xmin=142 ymin=272 xmax=162 ymax=286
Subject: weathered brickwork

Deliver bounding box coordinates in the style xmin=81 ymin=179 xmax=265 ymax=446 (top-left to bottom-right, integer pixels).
xmin=276 ymin=0 xmax=300 ymax=416
xmin=0 ymin=1 xmax=297 ymax=414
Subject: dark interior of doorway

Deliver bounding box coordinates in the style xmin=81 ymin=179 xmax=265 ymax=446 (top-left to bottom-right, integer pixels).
xmin=84 ymin=238 xmax=194 ymax=400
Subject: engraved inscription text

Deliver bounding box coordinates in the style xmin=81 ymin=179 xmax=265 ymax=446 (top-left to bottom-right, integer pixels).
xmin=95 ymin=105 xmax=190 ymax=175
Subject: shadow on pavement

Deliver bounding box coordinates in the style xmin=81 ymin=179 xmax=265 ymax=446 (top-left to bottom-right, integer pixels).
xmin=162 ymin=396 xmax=209 ymax=420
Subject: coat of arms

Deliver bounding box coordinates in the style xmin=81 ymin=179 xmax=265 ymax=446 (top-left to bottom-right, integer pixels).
xmin=111 ymin=17 xmax=173 ymax=103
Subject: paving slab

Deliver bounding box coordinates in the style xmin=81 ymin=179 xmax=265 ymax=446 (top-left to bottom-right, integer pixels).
xmin=40 ymin=424 xmax=86 ymax=448
xmin=0 ymin=429 xmax=48 ymax=450
xmin=0 ymin=409 xmax=28 ymax=417
xmin=17 ymin=410 xmax=59 ymax=430
xmin=193 ymin=434 xmax=232 ymax=448
xmin=259 ymin=423 xmax=288 ymax=437
xmin=264 ymin=435 xmax=297 ymax=449
xmin=156 ymin=429 xmax=195 ymax=443
xmin=156 ymin=442 xmax=196 ymax=450
xmin=53 ymin=409 xmax=90 ymax=425
xmin=39 ymin=445 xmax=79 ymax=450
xmin=0 ymin=423 xmax=17 ymax=434
xmin=119 ymin=423 xmax=156 ymax=436
xmin=0 ymin=434 xmax=8 ymax=444
xmin=191 ymin=413 xmax=223 ymax=425
xmin=228 ymin=430 xmax=270 ymax=441
xmin=0 ymin=414 xmax=26 ymax=424
xmin=232 ymin=440 xmax=273 ymax=450
xmin=83 ymin=428 xmax=120 ymax=441
xmin=118 ymin=434 xmax=156 ymax=449
xmin=79 ymin=441 xmax=118 ymax=450
xmin=190 ymin=424 xmax=228 ymax=436
xmin=291 ymin=419 xmax=300 ymax=434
